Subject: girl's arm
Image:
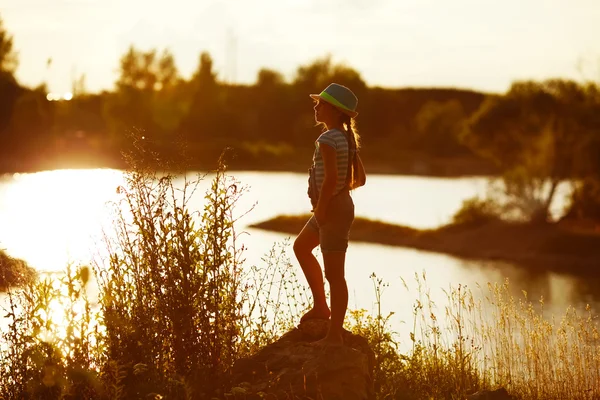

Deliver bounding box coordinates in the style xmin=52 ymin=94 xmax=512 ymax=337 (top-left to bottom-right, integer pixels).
xmin=314 ymin=143 xmax=337 ymax=222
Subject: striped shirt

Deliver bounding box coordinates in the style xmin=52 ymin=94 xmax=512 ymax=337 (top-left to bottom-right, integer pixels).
xmin=313 ymin=129 xmax=350 ymax=196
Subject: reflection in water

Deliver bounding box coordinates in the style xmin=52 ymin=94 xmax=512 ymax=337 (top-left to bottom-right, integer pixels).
xmin=0 ymin=169 xmax=126 ymax=272
xmin=458 ymin=259 xmax=600 ymax=316
xmin=0 ymin=169 xmax=598 ymax=345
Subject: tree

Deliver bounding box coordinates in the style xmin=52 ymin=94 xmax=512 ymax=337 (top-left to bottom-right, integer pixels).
xmin=462 ymin=80 xmax=597 ymax=222
xmin=0 ymin=15 xmax=18 ymax=74
xmin=256 ymin=68 xmax=284 ymax=87
xmin=179 ymin=52 xmax=221 ymax=142
xmin=8 ymin=86 xmax=53 ymax=153
xmin=104 ymin=46 xmax=181 ymax=148
xmin=116 ymin=46 xmax=178 ymax=92
xmin=0 ymin=14 xmax=21 ymax=153
xmin=251 ymin=68 xmax=290 ymax=142
xmin=414 ymin=100 xmax=468 ymax=157
xmin=293 ymin=55 xmax=366 ymax=96
xmin=561 ymin=82 xmax=600 ymax=222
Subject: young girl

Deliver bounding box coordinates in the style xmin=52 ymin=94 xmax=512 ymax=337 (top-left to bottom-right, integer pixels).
xmin=293 ymin=83 xmax=366 ymax=346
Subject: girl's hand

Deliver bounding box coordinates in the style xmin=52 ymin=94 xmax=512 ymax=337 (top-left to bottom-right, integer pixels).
xmin=314 ymin=205 xmax=326 ymax=225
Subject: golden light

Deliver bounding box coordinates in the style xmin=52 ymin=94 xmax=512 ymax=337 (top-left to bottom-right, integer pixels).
xmin=45 ymin=92 xmax=74 ymax=101
xmin=0 ymin=169 xmax=125 ymax=272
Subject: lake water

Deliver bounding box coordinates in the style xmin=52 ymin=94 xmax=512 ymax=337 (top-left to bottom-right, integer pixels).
xmin=1 ymin=169 xmax=599 ymax=345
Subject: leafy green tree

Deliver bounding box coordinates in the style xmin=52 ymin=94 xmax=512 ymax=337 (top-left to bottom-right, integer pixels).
xmin=414 ymin=100 xmax=468 ymax=157
xmin=8 ymin=86 xmax=54 ymax=154
xmin=293 ymin=55 xmax=366 ymax=96
xmin=252 ymin=68 xmax=288 ymax=142
xmin=462 ymin=80 xmax=598 ymax=222
xmin=562 ymin=82 xmax=600 ymax=222
xmin=179 ymin=52 xmax=221 ymax=143
xmin=0 ymin=14 xmax=22 ymax=159
xmin=104 ymin=46 xmax=182 ymax=149
xmin=0 ymin=15 xmax=18 ymax=74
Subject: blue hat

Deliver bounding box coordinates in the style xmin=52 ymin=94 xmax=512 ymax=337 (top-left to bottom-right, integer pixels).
xmin=310 ymin=83 xmax=358 ymax=118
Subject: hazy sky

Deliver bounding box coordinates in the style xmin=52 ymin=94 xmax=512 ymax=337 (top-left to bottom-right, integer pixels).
xmin=3 ymin=0 xmax=600 ymax=94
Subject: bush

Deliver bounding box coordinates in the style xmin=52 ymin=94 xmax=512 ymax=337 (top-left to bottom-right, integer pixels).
xmin=0 ymin=249 xmax=37 ymax=290
xmin=452 ymin=197 xmax=502 ymax=226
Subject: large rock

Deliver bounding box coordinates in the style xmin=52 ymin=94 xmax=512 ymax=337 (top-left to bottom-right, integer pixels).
xmin=231 ymin=319 xmax=375 ymax=400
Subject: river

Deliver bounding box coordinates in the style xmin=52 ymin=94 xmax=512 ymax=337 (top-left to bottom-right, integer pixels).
xmin=1 ymin=169 xmax=598 ymax=345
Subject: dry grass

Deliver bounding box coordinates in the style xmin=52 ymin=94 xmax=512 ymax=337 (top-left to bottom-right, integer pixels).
xmin=350 ymin=272 xmax=600 ymax=400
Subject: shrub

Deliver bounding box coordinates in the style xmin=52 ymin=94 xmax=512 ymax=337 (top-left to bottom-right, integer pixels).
xmin=452 ymin=197 xmax=502 ymax=226
xmin=0 ymin=249 xmax=37 ymax=290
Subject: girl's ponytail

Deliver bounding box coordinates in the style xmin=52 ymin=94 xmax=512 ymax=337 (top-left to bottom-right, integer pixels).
xmin=342 ymin=115 xmax=364 ymax=190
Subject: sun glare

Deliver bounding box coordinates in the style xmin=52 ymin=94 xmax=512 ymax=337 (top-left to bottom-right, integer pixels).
xmin=0 ymin=169 xmax=125 ymax=272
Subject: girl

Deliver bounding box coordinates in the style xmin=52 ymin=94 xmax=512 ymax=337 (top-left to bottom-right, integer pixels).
xmin=293 ymin=83 xmax=366 ymax=346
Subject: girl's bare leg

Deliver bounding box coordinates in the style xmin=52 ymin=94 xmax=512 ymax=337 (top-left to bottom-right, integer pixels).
xmin=318 ymin=251 xmax=347 ymax=345
xmin=294 ymin=225 xmax=330 ymax=321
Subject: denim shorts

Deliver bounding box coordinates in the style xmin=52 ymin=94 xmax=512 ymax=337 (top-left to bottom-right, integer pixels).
xmin=307 ymin=191 xmax=355 ymax=253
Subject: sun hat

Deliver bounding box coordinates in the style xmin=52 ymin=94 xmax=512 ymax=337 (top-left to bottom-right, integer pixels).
xmin=310 ymin=83 xmax=358 ymax=118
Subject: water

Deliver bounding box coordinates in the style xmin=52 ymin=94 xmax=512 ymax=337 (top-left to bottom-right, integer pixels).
xmin=1 ymin=169 xmax=598 ymax=345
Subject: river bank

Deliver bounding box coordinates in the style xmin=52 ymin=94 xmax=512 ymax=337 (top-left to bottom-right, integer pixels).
xmin=0 ymin=148 xmax=497 ymax=178
xmin=250 ymin=215 xmax=600 ymax=276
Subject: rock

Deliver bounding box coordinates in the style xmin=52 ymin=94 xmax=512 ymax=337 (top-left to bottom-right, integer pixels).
xmin=467 ymin=388 xmax=514 ymax=400
xmin=231 ymin=319 xmax=375 ymax=400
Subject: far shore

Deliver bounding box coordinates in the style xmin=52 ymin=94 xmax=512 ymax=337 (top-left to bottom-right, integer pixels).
xmin=250 ymin=215 xmax=600 ymax=276
xmin=0 ymin=151 xmax=498 ymax=178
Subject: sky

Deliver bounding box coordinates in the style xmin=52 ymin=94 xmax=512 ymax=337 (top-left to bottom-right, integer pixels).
xmin=2 ymin=0 xmax=600 ymax=94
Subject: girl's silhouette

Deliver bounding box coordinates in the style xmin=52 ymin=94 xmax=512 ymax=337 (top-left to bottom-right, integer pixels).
xmin=293 ymin=83 xmax=366 ymax=346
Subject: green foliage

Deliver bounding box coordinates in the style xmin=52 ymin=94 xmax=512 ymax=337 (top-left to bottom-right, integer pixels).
xmin=346 ymin=274 xmax=403 ymax=399
xmin=452 ymin=197 xmax=501 ymax=226
xmin=0 ymin=249 xmax=37 ymax=290
xmin=293 ymin=55 xmax=367 ymax=96
xmin=454 ymin=169 xmax=564 ymax=224
xmin=103 ymin=46 xmax=188 ymax=152
xmin=178 ymin=52 xmax=220 ymax=141
xmin=461 ymin=80 xmax=600 ymax=222
xmin=563 ymin=178 xmax=600 ymax=222
xmin=7 ymin=86 xmax=54 ymax=152
xmin=414 ymin=100 xmax=468 ymax=156
xmin=0 ymin=35 xmax=491 ymax=174
xmin=0 ymin=15 xmax=18 ymax=74
xmin=97 ymin=151 xmax=248 ymax=398
xmin=0 ymin=266 xmax=103 ymax=399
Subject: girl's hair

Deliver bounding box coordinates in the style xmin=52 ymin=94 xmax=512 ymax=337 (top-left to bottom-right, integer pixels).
xmin=341 ymin=114 xmax=362 ymax=190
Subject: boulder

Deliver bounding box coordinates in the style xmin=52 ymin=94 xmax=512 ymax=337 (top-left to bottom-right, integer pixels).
xmin=231 ymin=319 xmax=375 ymax=400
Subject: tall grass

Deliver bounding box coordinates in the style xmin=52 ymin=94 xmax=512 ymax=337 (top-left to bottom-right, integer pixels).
xmin=0 ymin=145 xmax=309 ymax=399
xmin=0 ymin=145 xmax=598 ymax=399
xmin=349 ymin=272 xmax=600 ymax=400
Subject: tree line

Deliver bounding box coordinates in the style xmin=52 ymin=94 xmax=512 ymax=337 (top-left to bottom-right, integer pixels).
xmin=0 ymin=16 xmax=489 ymax=174
xmin=0 ymin=15 xmax=599 ymax=221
